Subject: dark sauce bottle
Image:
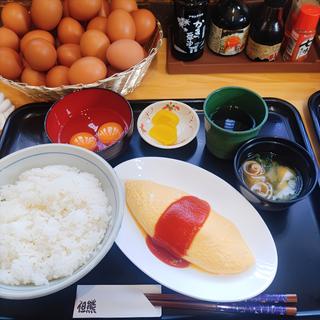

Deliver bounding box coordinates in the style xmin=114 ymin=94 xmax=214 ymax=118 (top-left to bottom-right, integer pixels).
xmin=246 ymin=0 xmax=285 ymax=61
xmin=171 ymin=0 xmax=208 ymax=61
xmin=207 ymin=0 xmax=250 ymax=56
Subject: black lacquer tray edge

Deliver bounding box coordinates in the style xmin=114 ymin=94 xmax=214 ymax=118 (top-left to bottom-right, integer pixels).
xmin=1 ymin=98 xmax=320 ymax=319
xmin=133 ymin=97 xmax=318 ymax=162
xmin=0 ymin=97 xmax=318 ymax=167
xmin=0 ymin=102 xmax=53 ymax=156
xmin=308 ymin=91 xmax=320 ymax=146
xmin=0 ymin=97 xmax=318 ymax=180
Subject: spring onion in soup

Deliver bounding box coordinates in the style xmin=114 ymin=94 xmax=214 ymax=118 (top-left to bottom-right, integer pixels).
xmin=241 ymin=153 xmax=302 ymax=201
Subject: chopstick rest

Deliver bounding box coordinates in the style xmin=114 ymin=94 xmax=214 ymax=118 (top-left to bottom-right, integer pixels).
xmin=73 ymin=285 xmax=161 ymax=318
xmin=145 ymin=293 xmax=297 ymax=317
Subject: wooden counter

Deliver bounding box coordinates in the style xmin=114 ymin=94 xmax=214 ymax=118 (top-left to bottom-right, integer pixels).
xmin=0 ymin=39 xmax=319 ymax=162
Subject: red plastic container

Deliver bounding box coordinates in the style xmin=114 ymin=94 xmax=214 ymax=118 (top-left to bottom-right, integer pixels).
xmin=45 ymin=88 xmax=134 ymax=160
xmin=283 ymin=4 xmax=320 ymax=61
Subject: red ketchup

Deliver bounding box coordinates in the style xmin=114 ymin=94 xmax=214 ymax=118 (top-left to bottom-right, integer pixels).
xmin=146 ymin=196 xmax=210 ymax=268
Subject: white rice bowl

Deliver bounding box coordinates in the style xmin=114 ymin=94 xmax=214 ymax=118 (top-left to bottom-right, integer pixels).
xmin=0 ymin=144 xmax=123 ymax=300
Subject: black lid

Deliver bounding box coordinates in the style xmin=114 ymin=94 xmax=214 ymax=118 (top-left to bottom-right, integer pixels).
xmin=265 ymin=0 xmax=286 ymax=7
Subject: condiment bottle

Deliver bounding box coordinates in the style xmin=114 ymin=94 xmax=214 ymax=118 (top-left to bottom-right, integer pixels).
xmin=282 ymin=4 xmax=320 ymax=62
xmin=246 ymin=0 xmax=285 ymax=61
xmin=171 ymin=0 xmax=208 ymax=61
xmin=207 ymin=0 xmax=250 ymax=56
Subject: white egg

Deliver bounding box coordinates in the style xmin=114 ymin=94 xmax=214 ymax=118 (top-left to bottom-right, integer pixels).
xmin=0 ymin=99 xmax=11 ymax=113
xmin=0 ymin=113 xmax=6 ymax=129
xmin=4 ymin=106 xmax=14 ymax=118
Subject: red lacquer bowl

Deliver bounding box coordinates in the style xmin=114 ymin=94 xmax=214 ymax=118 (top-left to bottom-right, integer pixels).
xmin=45 ymin=88 xmax=134 ymax=161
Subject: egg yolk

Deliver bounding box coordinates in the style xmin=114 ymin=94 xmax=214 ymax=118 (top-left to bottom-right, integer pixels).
xmin=149 ymin=109 xmax=179 ymax=146
xmin=97 ymin=122 xmax=124 ymax=145
xmin=69 ymin=132 xmax=97 ymax=151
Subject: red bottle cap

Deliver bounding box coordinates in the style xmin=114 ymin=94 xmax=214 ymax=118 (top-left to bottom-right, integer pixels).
xmin=294 ymin=4 xmax=320 ymax=32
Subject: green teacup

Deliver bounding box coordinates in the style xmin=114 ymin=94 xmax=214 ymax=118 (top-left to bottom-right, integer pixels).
xmin=204 ymin=87 xmax=268 ymax=159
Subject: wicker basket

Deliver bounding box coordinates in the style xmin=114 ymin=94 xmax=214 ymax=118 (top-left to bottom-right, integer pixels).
xmin=0 ymin=0 xmax=163 ymax=101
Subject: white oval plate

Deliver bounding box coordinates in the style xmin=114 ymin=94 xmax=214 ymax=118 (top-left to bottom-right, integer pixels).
xmin=115 ymin=157 xmax=278 ymax=302
xmin=137 ymin=100 xmax=200 ymax=149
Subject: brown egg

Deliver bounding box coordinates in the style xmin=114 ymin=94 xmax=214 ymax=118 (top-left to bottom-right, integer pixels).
xmin=80 ymin=30 xmax=110 ymax=62
xmin=0 ymin=47 xmax=22 ymax=80
xmin=31 ymin=0 xmax=63 ymax=31
xmin=1 ymin=3 xmax=30 ymax=36
xmin=20 ymin=30 xmax=55 ymax=53
xmin=87 ymin=16 xmax=108 ymax=34
xmin=63 ymin=0 xmax=70 ymax=17
xmin=21 ymin=67 xmax=46 ymax=86
xmin=24 ymin=39 xmax=57 ymax=72
xmin=58 ymin=17 xmax=84 ymax=44
xmin=106 ymin=39 xmax=144 ymax=71
xmin=132 ymin=9 xmax=156 ymax=44
xmin=106 ymin=9 xmax=136 ymax=42
xmin=57 ymin=44 xmax=82 ymax=67
xmin=110 ymin=0 xmax=137 ymax=12
xmin=107 ymin=65 xmax=121 ymax=77
xmin=68 ymin=57 xmax=107 ymax=84
xmin=22 ymin=57 xmax=31 ymax=68
xmin=99 ymin=0 xmax=110 ymax=17
xmin=0 ymin=27 xmax=20 ymax=51
xmin=46 ymin=66 xmax=70 ymax=87
xmin=69 ymin=0 xmax=102 ymax=21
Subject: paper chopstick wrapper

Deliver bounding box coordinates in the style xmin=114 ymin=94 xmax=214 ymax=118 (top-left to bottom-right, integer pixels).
xmin=73 ymin=285 xmax=162 ymax=318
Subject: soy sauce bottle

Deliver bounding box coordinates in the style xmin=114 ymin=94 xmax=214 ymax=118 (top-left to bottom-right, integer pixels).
xmin=171 ymin=0 xmax=208 ymax=61
xmin=207 ymin=0 xmax=250 ymax=56
xmin=246 ymin=0 xmax=285 ymax=61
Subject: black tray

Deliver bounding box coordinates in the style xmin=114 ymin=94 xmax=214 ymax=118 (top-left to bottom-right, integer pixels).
xmin=308 ymin=91 xmax=320 ymax=146
xmin=1 ymin=98 xmax=320 ymax=320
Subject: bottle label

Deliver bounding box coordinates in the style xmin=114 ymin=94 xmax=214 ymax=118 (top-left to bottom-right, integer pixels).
xmin=296 ymin=37 xmax=314 ymax=59
xmin=208 ymin=22 xmax=249 ymax=55
xmin=283 ymin=30 xmax=315 ymax=61
xmin=246 ymin=37 xmax=282 ymax=61
xmin=174 ymin=11 xmax=206 ymax=54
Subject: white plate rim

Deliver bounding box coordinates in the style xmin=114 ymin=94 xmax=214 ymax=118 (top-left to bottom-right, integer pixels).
xmin=115 ymin=157 xmax=278 ymax=302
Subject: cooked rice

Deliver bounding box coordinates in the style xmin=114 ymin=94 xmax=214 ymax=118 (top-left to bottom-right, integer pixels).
xmin=0 ymin=165 xmax=112 ymax=286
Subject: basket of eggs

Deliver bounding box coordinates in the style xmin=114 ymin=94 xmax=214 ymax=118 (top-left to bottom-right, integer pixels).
xmin=0 ymin=0 xmax=163 ymax=101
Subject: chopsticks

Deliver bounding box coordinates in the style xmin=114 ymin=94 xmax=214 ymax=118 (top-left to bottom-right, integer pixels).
xmin=145 ymin=293 xmax=298 ymax=316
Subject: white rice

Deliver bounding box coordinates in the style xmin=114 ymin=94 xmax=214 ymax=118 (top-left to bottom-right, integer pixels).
xmin=0 ymin=165 xmax=112 ymax=286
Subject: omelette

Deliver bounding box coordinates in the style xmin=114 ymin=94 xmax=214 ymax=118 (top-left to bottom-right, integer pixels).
xmin=125 ymin=180 xmax=255 ymax=274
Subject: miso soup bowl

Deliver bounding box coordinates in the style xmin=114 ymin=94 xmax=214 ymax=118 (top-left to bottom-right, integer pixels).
xmin=234 ymin=137 xmax=318 ymax=211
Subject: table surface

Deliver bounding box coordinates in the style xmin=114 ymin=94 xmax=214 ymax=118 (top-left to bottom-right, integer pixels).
xmin=0 ymin=39 xmax=319 ymax=163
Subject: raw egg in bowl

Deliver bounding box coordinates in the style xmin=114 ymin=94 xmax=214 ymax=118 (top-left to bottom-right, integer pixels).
xmin=45 ymin=88 xmax=133 ymax=160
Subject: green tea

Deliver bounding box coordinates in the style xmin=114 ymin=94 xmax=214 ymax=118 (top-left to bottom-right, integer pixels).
xmin=211 ymin=105 xmax=256 ymax=131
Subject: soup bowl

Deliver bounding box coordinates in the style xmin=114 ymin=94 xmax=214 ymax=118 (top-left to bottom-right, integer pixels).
xmin=234 ymin=137 xmax=318 ymax=211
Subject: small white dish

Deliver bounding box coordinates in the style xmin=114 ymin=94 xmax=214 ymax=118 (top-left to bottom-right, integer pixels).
xmin=115 ymin=157 xmax=278 ymax=302
xmin=137 ymin=100 xmax=200 ymax=149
